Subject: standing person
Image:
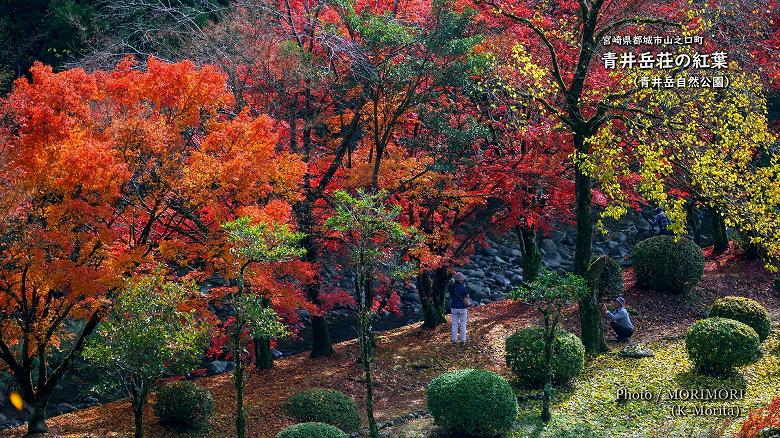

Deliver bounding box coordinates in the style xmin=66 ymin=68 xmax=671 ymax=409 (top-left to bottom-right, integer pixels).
xmin=449 ymin=272 xmax=471 ymax=345
xmin=601 ymin=297 xmax=634 ymax=342
xmin=651 ymin=207 xmax=672 ymax=236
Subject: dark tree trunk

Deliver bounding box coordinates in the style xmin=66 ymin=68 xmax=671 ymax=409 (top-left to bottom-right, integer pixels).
xmin=584 ymin=259 xmax=611 ymax=354
xmin=709 ymin=206 xmax=729 ymax=253
xmin=310 ymin=314 xmax=334 ymax=358
xmin=253 ymin=337 xmax=273 ymax=370
xmin=418 ymin=272 xmax=440 ymax=329
xmin=295 ymin=200 xmax=335 ymax=358
xmin=515 ymin=225 xmax=542 ymax=282
xmin=431 ymin=267 xmax=449 ymax=317
xmin=360 ymin=318 xmax=379 ymax=438
xmin=26 ymin=399 xmax=49 ymax=435
xmin=131 ymin=388 xmax=147 ymax=438
xmin=573 ymin=136 xmax=593 ymax=275
xmin=234 ymin=333 xmax=246 ymax=438
xmin=353 ymin=275 xmax=379 ymax=438
xmin=688 ymin=203 xmax=702 ymax=246
xmin=541 ymin=318 xmax=554 ymax=423
xmin=572 ymin=132 xmax=604 ymax=355
xmin=6 ymin=310 xmax=104 ymax=436
xmin=580 ymin=264 xmax=609 ymax=355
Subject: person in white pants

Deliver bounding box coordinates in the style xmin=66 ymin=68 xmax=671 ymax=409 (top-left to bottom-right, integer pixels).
xmin=449 ymin=272 xmax=471 ymax=344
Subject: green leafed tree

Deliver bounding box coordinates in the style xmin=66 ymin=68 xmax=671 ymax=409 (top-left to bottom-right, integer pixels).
xmin=324 ymin=190 xmax=421 ymax=438
xmin=509 ymin=268 xmax=589 ymax=423
xmin=221 ymin=216 xmax=305 ymax=438
xmin=82 ymin=272 xmax=209 ymax=438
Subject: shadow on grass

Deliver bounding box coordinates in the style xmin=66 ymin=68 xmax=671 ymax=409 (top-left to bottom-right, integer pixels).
xmin=674 ymin=369 xmax=747 ymax=393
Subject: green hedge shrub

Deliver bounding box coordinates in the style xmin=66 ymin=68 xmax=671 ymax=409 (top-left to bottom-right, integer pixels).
xmin=587 ymin=256 xmax=624 ymax=299
xmin=276 ymin=422 xmax=348 ymax=438
xmin=153 ymin=381 xmax=213 ymax=431
xmin=427 ymin=369 xmax=517 ymax=437
xmin=283 ymin=388 xmax=360 ymax=433
xmin=709 ymin=296 xmax=772 ymax=341
xmin=685 ymin=317 xmax=761 ymax=374
xmin=632 ymin=235 xmax=704 ymax=294
xmin=505 ymin=327 xmax=585 ymax=386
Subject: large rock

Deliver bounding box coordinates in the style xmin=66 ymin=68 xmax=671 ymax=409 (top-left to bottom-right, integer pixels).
xmin=539 ymin=239 xmax=558 ymax=256
xmin=469 ymin=269 xmax=485 ymax=278
xmin=56 ymin=403 xmax=77 ymax=414
xmin=402 ymin=293 xmax=420 ymax=303
xmin=470 ymin=288 xmax=487 ymax=301
xmin=207 ymin=360 xmax=231 ymax=375
xmin=493 ymin=274 xmax=511 ymax=287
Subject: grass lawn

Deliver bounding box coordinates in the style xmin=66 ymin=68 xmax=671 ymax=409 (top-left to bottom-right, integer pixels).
xmin=391 ymin=334 xmax=780 ymax=438
xmin=511 ymin=335 xmax=780 ymax=438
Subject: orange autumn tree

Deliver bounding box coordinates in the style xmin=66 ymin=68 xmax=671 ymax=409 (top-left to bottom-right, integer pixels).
xmin=179 ymin=114 xmax=312 ymax=371
xmin=0 ymin=58 xmax=305 ymax=433
xmin=0 ymin=64 xmax=131 ymax=433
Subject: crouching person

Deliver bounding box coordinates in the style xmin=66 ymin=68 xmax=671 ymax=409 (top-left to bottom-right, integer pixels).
xmin=601 ymin=296 xmax=634 ymax=342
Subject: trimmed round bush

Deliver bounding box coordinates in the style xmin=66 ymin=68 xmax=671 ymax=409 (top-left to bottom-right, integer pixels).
xmin=685 ymin=317 xmax=761 ymax=374
xmin=277 ymin=422 xmax=348 ymax=438
xmin=153 ymin=381 xmax=213 ymax=431
xmin=587 ymin=256 xmax=624 ymax=298
xmin=427 ymin=369 xmax=517 ymax=437
xmin=283 ymin=388 xmax=360 ymax=433
xmin=505 ymin=327 xmax=585 ymax=386
xmin=632 ymin=235 xmax=704 ymax=294
xmin=709 ymin=296 xmax=772 ymax=341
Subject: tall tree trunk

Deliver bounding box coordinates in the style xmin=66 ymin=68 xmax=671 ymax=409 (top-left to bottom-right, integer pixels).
xmin=131 ymin=388 xmax=147 ymax=438
xmin=431 ymin=267 xmax=449 ymax=320
xmin=134 ymin=405 xmax=144 ymax=438
xmin=581 ymin=261 xmax=609 ymax=354
xmin=26 ymin=398 xmax=49 ymax=435
xmin=418 ymin=272 xmax=439 ymax=329
xmin=310 ymin=314 xmax=334 ymax=358
xmin=359 ymin=311 xmax=378 ymax=438
xmin=573 ymin=133 xmax=604 ymax=355
xmin=354 ymin=274 xmax=379 ymax=438
xmin=688 ymin=203 xmax=702 ymax=246
xmin=515 ymin=225 xmax=542 ymax=282
xmin=253 ymin=337 xmax=273 ymax=370
xmin=541 ymin=320 xmax=554 ymax=423
xmin=573 ymin=136 xmax=593 ymax=275
xmin=295 ymin=201 xmax=334 ymax=358
xmin=233 ymin=322 xmax=246 ymax=438
xmin=419 ymin=268 xmax=448 ymax=328
xmin=709 ymin=206 xmax=729 ymax=253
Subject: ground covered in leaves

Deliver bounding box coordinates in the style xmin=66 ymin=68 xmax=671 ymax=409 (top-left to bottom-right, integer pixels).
xmin=8 ymin=246 xmax=780 ymax=437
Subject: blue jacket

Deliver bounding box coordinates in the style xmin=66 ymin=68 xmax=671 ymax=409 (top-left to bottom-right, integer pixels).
xmin=449 ymin=282 xmax=469 ymax=310
xmin=605 ymin=307 xmax=634 ymax=330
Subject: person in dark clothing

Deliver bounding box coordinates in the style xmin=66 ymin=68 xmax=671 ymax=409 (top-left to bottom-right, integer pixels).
xmin=601 ymin=296 xmax=634 ymax=342
xmin=449 ymin=272 xmax=471 ymax=345
xmin=651 ymin=207 xmax=673 ymax=236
